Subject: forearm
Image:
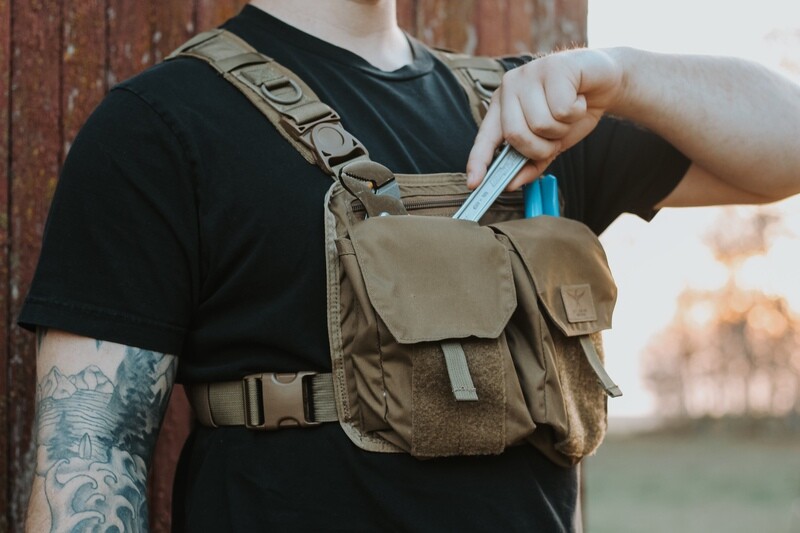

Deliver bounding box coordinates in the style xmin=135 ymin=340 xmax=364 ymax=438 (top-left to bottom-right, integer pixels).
xmin=608 ymin=47 xmax=800 ymax=199
xmin=25 ymin=329 xmax=177 ymax=532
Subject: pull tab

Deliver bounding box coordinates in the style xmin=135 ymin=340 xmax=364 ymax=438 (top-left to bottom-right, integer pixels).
xmin=440 ymin=341 xmax=479 ymax=402
xmin=579 ymin=335 xmax=623 ymax=398
xmin=339 ymin=161 xmax=407 ymax=217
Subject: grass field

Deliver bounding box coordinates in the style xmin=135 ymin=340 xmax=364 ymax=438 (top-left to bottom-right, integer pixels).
xmin=583 ymin=428 xmax=800 ymax=533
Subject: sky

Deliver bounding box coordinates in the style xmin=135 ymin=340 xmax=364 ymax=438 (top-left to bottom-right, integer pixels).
xmin=587 ymin=0 xmax=800 ymax=419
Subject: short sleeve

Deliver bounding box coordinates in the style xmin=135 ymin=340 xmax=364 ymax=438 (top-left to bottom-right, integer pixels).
xmin=498 ymin=59 xmax=690 ymax=236
xmin=578 ymin=118 xmax=691 ymax=233
xmin=18 ymin=87 xmax=200 ymax=355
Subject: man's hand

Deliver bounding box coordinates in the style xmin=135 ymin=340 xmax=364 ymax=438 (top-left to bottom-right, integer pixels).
xmin=467 ymin=47 xmax=800 ymax=206
xmin=467 ymin=48 xmax=623 ymax=191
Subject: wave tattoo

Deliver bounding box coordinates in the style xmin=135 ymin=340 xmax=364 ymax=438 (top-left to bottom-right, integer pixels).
xmin=34 ymin=341 xmax=176 ymax=532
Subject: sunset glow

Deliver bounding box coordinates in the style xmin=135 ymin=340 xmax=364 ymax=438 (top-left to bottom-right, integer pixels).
xmin=589 ymin=0 xmax=800 ymax=418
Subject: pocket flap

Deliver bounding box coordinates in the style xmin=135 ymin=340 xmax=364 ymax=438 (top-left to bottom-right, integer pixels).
xmin=491 ymin=217 xmax=616 ymax=336
xmin=349 ymin=216 xmax=516 ymax=343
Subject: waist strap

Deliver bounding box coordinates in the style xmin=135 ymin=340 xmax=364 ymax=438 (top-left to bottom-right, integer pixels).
xmin=187 ymin=372 xmax=338 ymax=430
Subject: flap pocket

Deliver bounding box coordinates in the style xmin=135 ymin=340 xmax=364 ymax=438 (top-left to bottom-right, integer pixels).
xmin=349 ymin=216 xmax=516 ymax=343
xmin=491 ymin=217 xmax=617 ymax=336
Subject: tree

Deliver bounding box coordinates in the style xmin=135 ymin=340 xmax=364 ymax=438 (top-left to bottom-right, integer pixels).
xmin=642 ymin=208 xmax=800 ymax=420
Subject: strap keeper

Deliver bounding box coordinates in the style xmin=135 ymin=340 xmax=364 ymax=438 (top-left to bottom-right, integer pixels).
xmin=165 ymin=29 xmax=223 ymax=60
xmin=280 ymin=102 xmax=340 ymax=135
xmin=216 ymin=52 xmax=270 ymax=73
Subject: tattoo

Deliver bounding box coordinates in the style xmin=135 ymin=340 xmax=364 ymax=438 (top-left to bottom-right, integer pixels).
xmin=34 ymin=345 xmax=177 ymax=532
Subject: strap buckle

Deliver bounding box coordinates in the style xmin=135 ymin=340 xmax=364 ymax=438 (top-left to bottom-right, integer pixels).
xmin=243 ymin=371 xmax=320 ymax=430
xmin=277 ymin=108 xmax=369 ymax=175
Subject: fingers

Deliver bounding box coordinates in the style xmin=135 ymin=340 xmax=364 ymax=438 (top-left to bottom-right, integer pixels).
xmin=466 ymin=81 xmax=566 ymax=189
xmin=542 ymin=71 xmax=587 ymax=124
xmin=466 ymin=49 xmax=620 ymax=190
xmin=466 ymin=95 xmax=503 ymax=188
xmin=507 ymin=158 xmax=557 ymax=191
xmin=501 ymin=86 xmax=562 ymax=162
xmin=502 ymin=65 xmax=590 ymax=162
xmin=519 ymin=78 xmax=576 ymax=140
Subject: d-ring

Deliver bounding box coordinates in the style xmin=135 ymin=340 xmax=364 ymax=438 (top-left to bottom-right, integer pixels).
xmin=260 ymin=77 xmax=303 ymax=105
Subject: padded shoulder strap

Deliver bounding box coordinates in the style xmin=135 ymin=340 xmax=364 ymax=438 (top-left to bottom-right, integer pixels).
xmin=168 ymin=30 xmax=527 ymax=175
xmin=432 ymin=50 xmax=506 ymax=125
xmin=167 ymin=29 xmax=370 ymax=178
xmin=433 ymin=50 xmax=535 ymax=126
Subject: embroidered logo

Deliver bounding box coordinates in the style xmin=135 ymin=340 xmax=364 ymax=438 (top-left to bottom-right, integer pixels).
xmin=560 ymin=284 xmax=597 ymax=323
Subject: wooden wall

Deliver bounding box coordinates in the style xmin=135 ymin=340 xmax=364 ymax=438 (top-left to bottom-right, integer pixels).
xmin=0 ymin=1 xmax=587 ymax=530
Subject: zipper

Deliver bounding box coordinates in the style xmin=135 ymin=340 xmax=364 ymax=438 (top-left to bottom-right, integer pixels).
xmin=351 ymin=194 xmax=523 ymax=215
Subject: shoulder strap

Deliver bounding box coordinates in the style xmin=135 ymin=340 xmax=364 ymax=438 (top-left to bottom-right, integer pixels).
xmin=167 ymin=30 xmax=520 ymax=175
xmin=167 ymin=30 xmax=370 ymax=178
xmin=432 ymin=50 xmax=535 ymax=126
xmin=432 ymin=50 xmax=506 ymax=125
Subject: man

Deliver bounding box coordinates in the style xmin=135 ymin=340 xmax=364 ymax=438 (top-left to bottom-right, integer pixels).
xmin=21 ymin=1 xmax=800 ymax=531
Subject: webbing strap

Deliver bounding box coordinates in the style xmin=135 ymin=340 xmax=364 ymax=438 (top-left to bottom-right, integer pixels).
xmin=167 ymin=30 xmax=370 ymax=177
xmin=432 ymin=50 xmax=507 ymax=124
xmin=578 ymin=336 xmax=623 ymax=398
xmin=440 ymin=341 xmax=479 ymax=401
xmin=169 ymin=31 xmax=510 ymax=179
xmin=188 ymin=372 xmax=338 ymax=429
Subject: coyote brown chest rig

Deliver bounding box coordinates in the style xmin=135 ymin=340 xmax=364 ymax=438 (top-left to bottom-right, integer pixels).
xmin=170 ymin=29 xmax=621 ymax=467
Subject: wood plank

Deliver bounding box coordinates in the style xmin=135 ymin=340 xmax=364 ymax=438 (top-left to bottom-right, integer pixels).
xmin=62 ymin=0 xmax=107 ymax=158
xmin=150 ymin=386 xmax=192 ymax=533
xmin=529 ymin=0 xmax=587 ymax=53
xmin=396 ymin=0 xmax=416 ymax=35
xmin=556 ymin=0 xmax=587 ymax=48
xmin=475 ymin=0 xmax=510 ymax=56
xmin=8 ymin=0 xmax=63 ymax=529
xmin=152 ymin=0 xmax=196 ymax=64
xmin=107 ymin=0 xmax=154 ymax=86
xmin=530 ymin=0 xmax=558 ymax=53
xmin=507 ymin=0 xmax=536 ymax=55
xmin=0 ymin=0 xmax=11 ymax=529
xmin=196 ymin=0 xmax=247 ymax=33
xmin=416 ymin=0 xmax=477 ymax=53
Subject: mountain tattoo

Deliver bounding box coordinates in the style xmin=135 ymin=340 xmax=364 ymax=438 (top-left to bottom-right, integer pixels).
xmin=34 ymin=340 xmax=176 ymax=532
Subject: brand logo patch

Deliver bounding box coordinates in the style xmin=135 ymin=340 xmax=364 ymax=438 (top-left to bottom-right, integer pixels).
xmin=560 ymin=284 xmax=597 ymax=323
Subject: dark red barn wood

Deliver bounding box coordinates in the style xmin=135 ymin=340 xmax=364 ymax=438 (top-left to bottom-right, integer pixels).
xmin=0 ymin=2 xmax=587 ymax=530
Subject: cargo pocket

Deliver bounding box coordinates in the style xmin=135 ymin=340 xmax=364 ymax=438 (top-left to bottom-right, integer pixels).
xmin=338 ymin=215 xmax=535 ymax=457
xmin=491 ymin=217 xmax=619 ymax=466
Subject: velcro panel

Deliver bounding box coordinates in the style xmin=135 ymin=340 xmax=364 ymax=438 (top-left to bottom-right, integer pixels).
xmin=411 ymin=339 xmax=506 ymax=457
xmin=552 ymin=331 xmax=609 ymax=463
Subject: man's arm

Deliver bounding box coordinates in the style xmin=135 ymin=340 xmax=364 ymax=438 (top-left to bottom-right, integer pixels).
xmin=466 ymin=47 xmax=800 ymax=206
xmin=25 ymin=328 xmax=177 ymax=532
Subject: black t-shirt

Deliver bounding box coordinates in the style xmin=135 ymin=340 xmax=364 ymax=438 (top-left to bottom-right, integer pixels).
xmin=19 ymin=6 xmax=689 ymax=532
